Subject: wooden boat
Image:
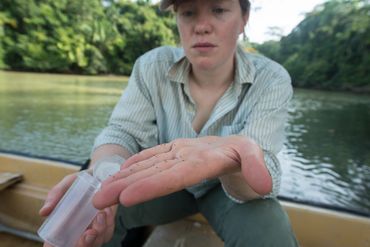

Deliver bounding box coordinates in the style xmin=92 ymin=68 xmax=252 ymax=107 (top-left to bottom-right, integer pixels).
xmin=1 ymin=151 xmax=369 ymax=247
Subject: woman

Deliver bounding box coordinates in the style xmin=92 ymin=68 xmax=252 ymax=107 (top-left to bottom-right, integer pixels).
xmin=40 ymin=0 xmax=299 ymax=246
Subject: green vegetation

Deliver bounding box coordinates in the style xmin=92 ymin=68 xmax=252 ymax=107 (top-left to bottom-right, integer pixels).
xmin=255 ymin=0 xmax=370 ymax=91
xmin=0 ymin=0 xmax=177 ymax=75
xmin=0 ymin=0 xmax=369 ymax=91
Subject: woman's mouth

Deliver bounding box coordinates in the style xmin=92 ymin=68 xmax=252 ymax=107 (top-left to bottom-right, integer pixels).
xmin=192 ymin=42 xmax=216 ymax=52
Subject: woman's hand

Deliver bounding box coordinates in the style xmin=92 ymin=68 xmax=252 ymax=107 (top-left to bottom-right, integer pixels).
xmin=39 ymin=173 xmax=77 ymax=217
xmin=93 ymin=136 xmax=264 ymax=209
xmin=39 ymin=173 xmax=116 ymax=247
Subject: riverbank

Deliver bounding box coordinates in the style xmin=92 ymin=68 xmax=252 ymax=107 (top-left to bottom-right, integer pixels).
xmin=2 ymin=69 xmax=369 ymax=94
xmin=294 ymin=84 xmax=370 ymax=95
xmin=0 ymin=69 xmax=129 ymax=82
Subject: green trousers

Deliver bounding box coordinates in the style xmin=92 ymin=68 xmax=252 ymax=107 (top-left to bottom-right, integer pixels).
xmin=105 ymin=185 xmax=299 ymax=247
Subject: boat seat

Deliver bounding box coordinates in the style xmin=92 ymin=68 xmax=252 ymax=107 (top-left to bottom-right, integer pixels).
xmin=0 ymin=172 xmax=22 ymax=191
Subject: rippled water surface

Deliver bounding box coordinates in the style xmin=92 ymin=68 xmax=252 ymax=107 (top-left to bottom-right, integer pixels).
xmin=0 ymin=71 xmax=369 ymax=215
xmin=0 ymin=71 xmax=126 ymax=162
xmin=279 ymin=90 xmax=370 ymax=214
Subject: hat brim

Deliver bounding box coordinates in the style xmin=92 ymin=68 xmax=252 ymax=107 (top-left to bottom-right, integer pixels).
xmin=159 ymin=0 xmax=174 ymax=10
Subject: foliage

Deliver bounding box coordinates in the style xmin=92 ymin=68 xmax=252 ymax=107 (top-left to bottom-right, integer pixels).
xmin=253 ymin=40 xmax=281 ymax=62
xmin=255 ymin=0 xmax=370 ymax=91
xmin=1 ymin=0 xmax=369 ymax=90
xmin=0 ymin=11 xmax=14 ymax=69
xmin=0 ymin=0 xmax=177 ymax=75
xmin=103 ymin=0 xmax=177 ymax=74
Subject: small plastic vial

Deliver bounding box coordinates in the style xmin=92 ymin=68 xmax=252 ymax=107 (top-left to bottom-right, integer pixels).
xmin=38 ymin=155 xmax=123 ymax=247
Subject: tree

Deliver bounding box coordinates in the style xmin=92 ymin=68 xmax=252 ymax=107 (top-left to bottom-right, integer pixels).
xmin=255 ymin=0 xmax=370 ymax=91
xmin=0 ymin=0 xmax=178 ymax=75
xmin=0 ymin=11 xmax=14 ymax=69
xmin=0 ymin=0 xmax=107 ymax=73
xmin=103 ymin=0 xmax=177 ymax=74
xmin=265 ymin=26 xmax=285 ymax=40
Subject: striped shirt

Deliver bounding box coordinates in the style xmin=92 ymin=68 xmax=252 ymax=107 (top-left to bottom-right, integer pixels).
xmin=93 ymin=45 xmax=293 ymax=199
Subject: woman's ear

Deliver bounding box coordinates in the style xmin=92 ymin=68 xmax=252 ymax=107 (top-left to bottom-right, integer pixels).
xmin=240 ymin=13 xmax=249 ymax=34
xmin=243 ymin=12 xmax=249 ymax=27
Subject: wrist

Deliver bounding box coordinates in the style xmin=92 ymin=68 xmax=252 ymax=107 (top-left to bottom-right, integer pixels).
xmin=220 ymin=134 xmax=272 ymax=199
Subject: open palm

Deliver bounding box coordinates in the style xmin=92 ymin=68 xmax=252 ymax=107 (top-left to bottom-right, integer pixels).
xmin=93 ymin=136 xmax=246 ymax=208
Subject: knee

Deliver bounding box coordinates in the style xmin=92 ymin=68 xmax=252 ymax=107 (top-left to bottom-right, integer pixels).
xmin=222 ymin=199 xmax=299 ymax=247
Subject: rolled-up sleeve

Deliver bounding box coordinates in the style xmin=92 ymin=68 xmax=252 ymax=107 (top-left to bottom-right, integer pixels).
xmin=93 ymin=57 xmax=159 ymax=155
xmin=240 ymin=69 xmax=293 ymax=198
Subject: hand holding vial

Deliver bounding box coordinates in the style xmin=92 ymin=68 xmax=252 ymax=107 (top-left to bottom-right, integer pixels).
xmin=38 ymin=155 xmax=124 ymax=247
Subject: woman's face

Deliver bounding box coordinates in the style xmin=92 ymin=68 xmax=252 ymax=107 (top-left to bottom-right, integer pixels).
xmin=176 ymin=0 xmax=248 ymax=72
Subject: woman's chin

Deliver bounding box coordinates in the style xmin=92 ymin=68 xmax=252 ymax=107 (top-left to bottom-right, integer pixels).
xmin=191 ymin=59 xmax=217 ymax=71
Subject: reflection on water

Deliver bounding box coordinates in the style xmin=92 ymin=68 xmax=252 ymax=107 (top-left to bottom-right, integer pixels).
xmin=0 ymin=71 xmax=126 ymax=162
xmin=279 ymin=89 xmax=370 ymax=214
xmin=0 ymin=71 xmax=369 ymax=215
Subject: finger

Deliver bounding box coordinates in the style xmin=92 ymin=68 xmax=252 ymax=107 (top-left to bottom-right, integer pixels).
xmin=120 ymin=158 xmax=238 ymax=206
xmin=119 ymin=160 xmax=196 ymax=206
xmin=106 ymin=159 xmax=195 ymax=207
xmin=76 ymin=212 xmax=107 ymax=247
xmin=123 ymin=143 xmax=172 ymax=168
xmin=93 ymin=159 xmax=180 ymax=209
xmin=105 ymin=152 xmax=178 ymax=185
xmin=103 ymin=206 xmax=116 ymax=242
xmin=96 ymin=143 xmax=240 ymax=208
xmin=39 ymin=173 xmax=77 ymax=216
xmin=119 ymin=159 xmax=178 ymax=186
xmin=93 ymin=212 xmax=107 ymax=234
xmin=104 ymin=222 xmax=115 ymax=243
xmin=105 ymin=151 xmax=174 ymax=184
xmin=77 ymin=228 xmax=97 ymax=247
xmin=104 ymin=207 xmax=115 ymax=228
xmin=91 ymin=212 xmax=107 ymax=247
xmin=77 ymin=208 xmax=115 ymax=247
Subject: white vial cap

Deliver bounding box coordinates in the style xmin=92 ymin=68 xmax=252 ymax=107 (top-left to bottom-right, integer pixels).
xmin=93 ymin=155 xmax=125 ymax=182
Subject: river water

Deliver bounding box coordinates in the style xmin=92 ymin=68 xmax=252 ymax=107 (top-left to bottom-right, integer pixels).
xmin=0 ymin=71 xmax=369 ymax=215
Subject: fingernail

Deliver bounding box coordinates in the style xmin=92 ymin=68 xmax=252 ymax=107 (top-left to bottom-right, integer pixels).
xmin=40 ymin=201 xmax=51 ymax=211
xmin=85 ymin=235 xmax=96 ymax=244
xmin=97 ymin=213 xmax=105 ymax=225
xmin=104 ymin=207 xmax=111 ymax=217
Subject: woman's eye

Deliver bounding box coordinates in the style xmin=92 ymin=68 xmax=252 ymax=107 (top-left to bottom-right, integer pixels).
xmin=213 ymin=8 xmax=226 ymax=14
xmin=181 ymin=10 xmax=194 ymax=17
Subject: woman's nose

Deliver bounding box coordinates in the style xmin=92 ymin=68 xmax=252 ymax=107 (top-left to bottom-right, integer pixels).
xmin=194 ymin=16 xmax=213 ymax=35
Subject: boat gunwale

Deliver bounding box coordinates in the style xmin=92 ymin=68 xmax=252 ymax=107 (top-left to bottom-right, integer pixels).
xmin=1 ymin=149 xmax=369 ymax=218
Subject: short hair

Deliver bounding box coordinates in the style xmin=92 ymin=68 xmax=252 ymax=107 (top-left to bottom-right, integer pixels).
xmin=240 ymin=0 xmax=251 ymax=15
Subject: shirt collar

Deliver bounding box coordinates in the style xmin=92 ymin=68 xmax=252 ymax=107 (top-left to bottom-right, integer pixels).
xmin=167 ymin=45 xmax=256 ymax=85
xmin=168 ymin=54 xmax=190 ymax=84
xmin=234 ymin=45 xmax=255 ymax=84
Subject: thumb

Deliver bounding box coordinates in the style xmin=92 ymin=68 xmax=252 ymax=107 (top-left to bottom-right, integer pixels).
xmin=39 ymin=173 xmax=78 ymax=216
